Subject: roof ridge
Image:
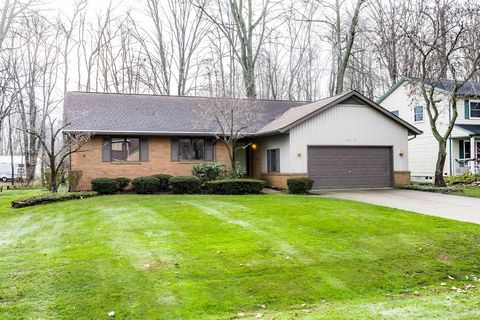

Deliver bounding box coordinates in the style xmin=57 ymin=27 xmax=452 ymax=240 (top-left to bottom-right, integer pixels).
xmin=66 ymin=90 xmax=312 ymax=104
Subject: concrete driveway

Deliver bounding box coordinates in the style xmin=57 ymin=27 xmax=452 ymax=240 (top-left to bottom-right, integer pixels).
xmin=318 ymin=189 xmax=480 ymax=224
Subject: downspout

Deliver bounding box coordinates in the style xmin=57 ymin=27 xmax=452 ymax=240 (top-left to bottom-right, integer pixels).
xmin=448 ymin=100 xmax=452 ymax=176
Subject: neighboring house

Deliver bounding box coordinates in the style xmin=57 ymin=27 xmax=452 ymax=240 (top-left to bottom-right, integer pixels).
xmin=64 ymin=90 xmax=421 ymax=190
xmin=0 ymin=155 xmax=25 ymax=182
xmin=378 ymin=77 xmax=480 ymax=182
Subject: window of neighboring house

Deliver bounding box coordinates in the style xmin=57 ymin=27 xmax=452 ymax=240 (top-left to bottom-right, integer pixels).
xmin=413 ymin=106 xmax=424 ymax=122
xmin=391 ymin=110 xmax=400 ymax=117
xmin=111 ymin=137 xmax=140 ymax=161
xmin=470 ymin=101 xmax=480 ymax=118
xmin=267 ymin=149 xmax=280 ymax=173
xmin=178 ymin=138 xmax=204 ymax=161
xmin=464 ymin=140 xmax=471 ymax=159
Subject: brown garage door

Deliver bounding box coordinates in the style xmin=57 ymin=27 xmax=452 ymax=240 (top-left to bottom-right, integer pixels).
xmin=307 ymin=146 xmax=393 ymax=189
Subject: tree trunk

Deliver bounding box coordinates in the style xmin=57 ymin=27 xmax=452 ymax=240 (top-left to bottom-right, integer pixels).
xmin=335 ymin=0 xmax=364 ymax=94
xmin=228 ymin=143 xmax=237 ymax=177
xmin=50 ymin=173 xmax=58 ymax=192
xmin=243 ymin=67 xmax=256 ymax=98
xmin=434 ymin=140 xmax=447 ymax=187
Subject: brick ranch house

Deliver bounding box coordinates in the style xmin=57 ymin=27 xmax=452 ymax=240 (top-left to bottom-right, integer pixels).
xmin=64 ymin=90 xmax=421 ymax=191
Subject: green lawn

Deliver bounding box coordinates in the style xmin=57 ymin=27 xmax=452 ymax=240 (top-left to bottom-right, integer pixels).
xmin=1 ymin=190 xmax=480 ymax=319
xmin=461 ymin=187 xmax=480 ymax=198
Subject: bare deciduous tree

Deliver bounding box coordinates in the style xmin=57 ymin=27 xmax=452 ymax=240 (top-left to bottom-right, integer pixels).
xmin=197 ymin=0 xmax=270 ymax=98
xmin=334 ymin=0 xmax=366 ymax=94
xmin=28 ymin=118 xmax=91 ymax=192
xmin=198 ymin=94 xmax=261 ymax=175
xmin=0 ymin=0 xmax=34 ymax=50
xmin=404 ymin=0 xmax=480 ymax=186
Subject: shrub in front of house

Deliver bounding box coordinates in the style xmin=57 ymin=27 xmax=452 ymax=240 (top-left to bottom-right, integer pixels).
xmin=11 ymin=191 xmax=98 ymax=208
xmin=114 ymin=177 xmax=131 ymax=191
xmin=67 ymin=170 xmax=83 ymax=192
xmin=203 ymin=179 xmax=265 ymax=195
xmin=91 ymin=178 xmax=117 ymax=194
xmin=132 ymin=176 xmax=160 ymax=194
xmin=444 ymin=172 xmax=480 ymax=185
xmin=287 ymin=177 xmax=314 ymax=194
xmin=150 ymin=174 xmax=172 ymax=192
xmin=192 ymin=162 xmax=226 ymax=182
xmin=170 ymin=176 xmax=202 ymax=194
xmin=43 ymin=171 xmax=62 ymax=189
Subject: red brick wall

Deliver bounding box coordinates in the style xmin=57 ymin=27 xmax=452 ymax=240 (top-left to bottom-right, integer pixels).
xmin=393 ymin=171 xmax=411 ymax=186
xmin=71 ymin=136 xmax=230 ymax=190
xmin=260 ymin=173 xmax=309 ymax=189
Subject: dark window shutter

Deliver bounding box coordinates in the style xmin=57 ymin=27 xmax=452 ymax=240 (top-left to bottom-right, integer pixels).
xmin=171 ymin=138 xmax=179 ymax=161
xmin=465 ymin=100 xmax=470 ymax=119
xmin=459 ymin=140 xmax=464 ymax=159
xmin=267 ymin=150 xmax=271 ymax=172
xmin=140 ymin=138 xmax=148 ymax=161
xmin=102 ymin=138 xmax=111 ymax=161
xmin=205 ymin=139 xmax=214 ymax=161
xmin=275 ymin=149 xmax=280 ymax=172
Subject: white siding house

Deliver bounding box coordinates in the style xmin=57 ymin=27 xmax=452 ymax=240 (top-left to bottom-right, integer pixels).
xmin=378 ymin=78 xmax=480 ymax=181
xmin=256 ymin=91 xmax=421 ymax=189
xmin=287 ymin=104 xmax=409 ymax=173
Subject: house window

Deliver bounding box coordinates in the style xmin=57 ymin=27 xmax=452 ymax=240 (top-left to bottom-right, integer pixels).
xmin=111 ymin=137 xmax=140 ymax=161
xmin=464 ymin=140 xmax=471 ymax=159
xmin=470 ymin=101 xmax=480 ymax=118
xmin=178 ymin=138 xmax=205 ymax=161
xmin=413 ymin=106 xmax=424 ymax=122
xmin=391 ymin=110 xmax=399 ymax=117
xmin=267 ymin=149 xmax=280 ymax=173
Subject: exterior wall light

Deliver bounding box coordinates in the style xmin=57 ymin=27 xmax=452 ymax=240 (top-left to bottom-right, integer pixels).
xmin=399 ymin=149 xmax=405 ymax=157
xmin=251 ymin=143 xmax=257 ymax=150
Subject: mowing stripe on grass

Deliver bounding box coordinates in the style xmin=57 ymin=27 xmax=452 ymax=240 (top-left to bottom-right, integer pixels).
xmin=182 ymin=200 xmax=307 ymax=261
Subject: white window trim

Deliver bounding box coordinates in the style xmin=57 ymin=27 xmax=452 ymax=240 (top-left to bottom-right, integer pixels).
xmin=462 ymin=140 xmax=480 ymax=160
xmin=469 ymin=100 xmax=480 ymax=119
xmin=413 ymin=106 xmax=424 ymax=123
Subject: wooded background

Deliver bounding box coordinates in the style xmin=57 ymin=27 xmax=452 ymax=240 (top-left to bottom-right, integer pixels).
xmin=0 ymin=0 xmax=479 ymax=182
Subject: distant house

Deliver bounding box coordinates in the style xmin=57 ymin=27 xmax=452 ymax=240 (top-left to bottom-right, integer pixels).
xmin=378 ymin=77 xmax=480 ymax=182
xmin=64 ymin=90 xmax=421 ymax=190
xmin=0 ymin=155 xmax=25 ymax=182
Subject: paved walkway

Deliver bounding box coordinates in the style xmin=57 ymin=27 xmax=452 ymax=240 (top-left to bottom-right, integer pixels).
xmin=317 ymin=189 xmax=480 ymax=224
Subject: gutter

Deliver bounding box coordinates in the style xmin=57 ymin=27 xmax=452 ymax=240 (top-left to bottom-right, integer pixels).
xmin=62 ymin=129 xmax=258 ymax=137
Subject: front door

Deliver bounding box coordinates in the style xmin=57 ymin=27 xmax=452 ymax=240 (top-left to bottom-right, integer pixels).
xmin=234 ymin=142 xmax=248 ymax=176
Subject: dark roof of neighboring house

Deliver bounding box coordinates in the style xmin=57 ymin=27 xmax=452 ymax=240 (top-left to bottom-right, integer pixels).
xmin=377 ymin=77 xmax=480 ymax=103
xmin=64 ymin=91 xmax=307 ymax=136
xmin=455 ymin=124 xmax=480 ymax=136
xmin=64 ymin=90 xmax=422 ymax=136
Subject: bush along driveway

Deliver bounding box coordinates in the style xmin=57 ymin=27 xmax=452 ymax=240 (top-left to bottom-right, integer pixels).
xmin=1 ymin=191 xmax=480 ymax=319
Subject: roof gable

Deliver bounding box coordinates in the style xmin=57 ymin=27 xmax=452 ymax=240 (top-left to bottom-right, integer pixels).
xmin=257 ymin=90 xmax=422 ymax=136
xmin=378 ymin=77 xmax=480 ymax=104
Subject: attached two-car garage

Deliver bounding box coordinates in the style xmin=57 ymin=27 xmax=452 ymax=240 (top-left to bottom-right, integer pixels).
xmin=307 ymin=146 xmax=393 ymax=189
xmin=256 ymin=90 xmax=422 ymax=190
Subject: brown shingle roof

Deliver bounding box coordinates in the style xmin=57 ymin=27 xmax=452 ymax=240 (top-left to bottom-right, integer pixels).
xmin=64 ymin=91 xmax=308 ymax=136
xmin=64 ymin=90 xmax=422 ymax=136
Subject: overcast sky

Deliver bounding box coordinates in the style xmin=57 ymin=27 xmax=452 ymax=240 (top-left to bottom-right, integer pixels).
xmin=49 ymin=0 xmax=131 ymax=17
